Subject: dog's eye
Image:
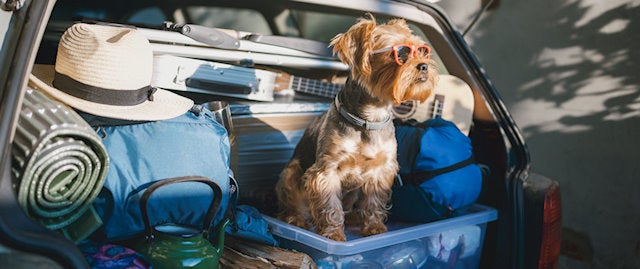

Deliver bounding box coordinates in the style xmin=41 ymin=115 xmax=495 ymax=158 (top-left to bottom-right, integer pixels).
xmin=396 ymin=46 xmax=412 ymax=64
xmin=416 ymin=47 xmax=430 ymax=57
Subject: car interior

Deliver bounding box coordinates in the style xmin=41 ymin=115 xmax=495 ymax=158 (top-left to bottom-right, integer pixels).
xmin=11 ymin=0 xmax=527 ymax=267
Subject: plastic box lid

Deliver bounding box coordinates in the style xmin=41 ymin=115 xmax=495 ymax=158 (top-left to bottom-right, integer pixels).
xmin=264 ymin=204 xmax=498 ymax=256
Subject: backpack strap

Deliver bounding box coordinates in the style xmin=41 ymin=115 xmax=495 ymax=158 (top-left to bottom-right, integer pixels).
xmin=395 ymin=118 xmax=476 ymax=186
xmin=225 ymin=175 xmax=239 ymax=232
xmin=402 ymin=155 xmax=476 ymax=186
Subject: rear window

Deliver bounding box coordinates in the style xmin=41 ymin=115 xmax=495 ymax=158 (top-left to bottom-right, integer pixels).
xmin=186 ymin=7 xmax=272 ymax=35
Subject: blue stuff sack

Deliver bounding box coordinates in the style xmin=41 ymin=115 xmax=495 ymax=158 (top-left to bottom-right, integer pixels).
xmin=225 ymin=205 xmax=277 ymax=246
xmin=392 ymin=118 xmax=482 ymax=222
xmin=90 ymin=105 xmax=233 ymax=241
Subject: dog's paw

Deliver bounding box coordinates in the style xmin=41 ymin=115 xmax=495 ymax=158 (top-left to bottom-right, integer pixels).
xmin=279 ymin=215 xmax=311 ymax=230
xmin=290 ymin=219 xmax=312 ymax=230
xmin=361 ymin=222 xmax=387 ymax=237
xmin=324 ymin=230 xmax=347 ymax=242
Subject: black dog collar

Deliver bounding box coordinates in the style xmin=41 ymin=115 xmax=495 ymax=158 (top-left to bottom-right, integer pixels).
xmin=334 ymin=91 xmax=392 ymax=130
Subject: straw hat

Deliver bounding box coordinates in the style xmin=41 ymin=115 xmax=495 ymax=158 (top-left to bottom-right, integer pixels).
xmin=29 ymin=23 xmax=193 ymax=121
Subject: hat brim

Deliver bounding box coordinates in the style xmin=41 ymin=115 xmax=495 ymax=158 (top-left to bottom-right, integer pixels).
xmin=30 ymin=65 xmax=194 ymax=121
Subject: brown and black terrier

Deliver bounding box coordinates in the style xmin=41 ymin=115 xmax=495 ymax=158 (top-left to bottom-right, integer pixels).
xmin=275 ymin=15 xmax=438 ymax=241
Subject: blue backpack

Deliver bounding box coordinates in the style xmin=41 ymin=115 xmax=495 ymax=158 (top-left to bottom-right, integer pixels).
xmin=88 ymin=106 xmax=233 ymax=241
xmin=392 ymin=118 xmax=482 ymax=222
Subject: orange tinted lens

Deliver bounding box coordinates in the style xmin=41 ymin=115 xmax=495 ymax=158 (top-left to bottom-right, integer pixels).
xmin=395 ymin=46 xmax=412 ymax=64
xmin=416 ymin=46 xmax=430 ymax=57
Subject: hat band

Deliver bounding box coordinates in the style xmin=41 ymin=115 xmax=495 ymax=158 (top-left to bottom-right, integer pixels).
xmin=53 ymin=72 xmax=157 ymax=106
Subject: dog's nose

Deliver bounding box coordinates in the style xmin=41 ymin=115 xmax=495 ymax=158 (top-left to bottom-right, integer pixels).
xmin=417 ymin=63 xmax=429 ymax=73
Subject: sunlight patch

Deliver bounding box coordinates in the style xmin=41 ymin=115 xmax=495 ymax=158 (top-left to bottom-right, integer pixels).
xmin=510 ymin=99 xmax=592 ymax=135
xmin=573 ymin=1 xmax=635 ymax=28
xmin=521 ymin=77 xmax=545 ymax=91
xmin=538 ymin=46 xmax=584 ymax=67
xmin=537 ymin=47 xmax=606 ymax=68
xmin=598 ymin=18 xmax=629 ymax=34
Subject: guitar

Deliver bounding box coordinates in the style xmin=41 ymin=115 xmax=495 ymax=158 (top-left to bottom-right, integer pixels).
xmin=273 ymin=72 xmax=343 ymax=99
xmin=392 ymin=75 xmax=475 ymax=135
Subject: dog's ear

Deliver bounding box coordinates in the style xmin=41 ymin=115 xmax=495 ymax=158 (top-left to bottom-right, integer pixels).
xmin=330 ymin=14 xmax=376 ymax=77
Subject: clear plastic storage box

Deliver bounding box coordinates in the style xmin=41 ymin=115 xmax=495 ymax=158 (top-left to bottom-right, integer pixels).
xmin=264 ymin=204 xmax=498 ymax=269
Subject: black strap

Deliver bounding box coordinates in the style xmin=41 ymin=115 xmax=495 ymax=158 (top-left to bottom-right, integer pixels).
xmin=403 ymin=156 xmax=476 ymax=186
xmin=53 ymin=72 xmax=157 ymax=106
xmin=225 ymin=175 xmax=239 ymax=233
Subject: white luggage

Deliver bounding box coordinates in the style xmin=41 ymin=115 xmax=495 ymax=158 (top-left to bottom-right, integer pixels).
xmin=152 ymin=54 xmax=277 ymax=101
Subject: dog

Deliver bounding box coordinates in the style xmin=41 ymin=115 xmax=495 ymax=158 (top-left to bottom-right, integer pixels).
xmin=275 ymin=15 xmax=438 ymax=241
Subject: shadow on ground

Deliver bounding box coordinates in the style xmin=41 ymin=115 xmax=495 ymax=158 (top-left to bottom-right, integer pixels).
xmin=458 ymin=1 xmax=640 ymax=268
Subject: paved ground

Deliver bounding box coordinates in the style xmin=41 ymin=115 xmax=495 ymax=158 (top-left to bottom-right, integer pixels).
xmin=438 ymin=0 xmax=640 ymax=268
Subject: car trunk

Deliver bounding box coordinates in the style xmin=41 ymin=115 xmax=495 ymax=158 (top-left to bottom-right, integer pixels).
xmin=6 ymin=0 xmax=532 ymax=268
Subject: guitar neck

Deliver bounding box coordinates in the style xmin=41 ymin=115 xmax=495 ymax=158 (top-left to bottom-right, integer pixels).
xmin=290 ymin=76 xmax=342 ymax=98
xmin=275 ymin=72 xmax=343 ymax=98
xmin=392 ymin=75 xmax=474 ymax=135
xmin=431 ymin=94 xmax=445 ymax=119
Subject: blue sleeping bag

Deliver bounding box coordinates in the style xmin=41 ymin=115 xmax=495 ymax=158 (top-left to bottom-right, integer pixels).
xmin=392 ymin=118 xmax=482 ymax=222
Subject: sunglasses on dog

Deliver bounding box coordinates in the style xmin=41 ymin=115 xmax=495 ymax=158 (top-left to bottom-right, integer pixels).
xmin=371 ymin=44 xmax=431 ymax=66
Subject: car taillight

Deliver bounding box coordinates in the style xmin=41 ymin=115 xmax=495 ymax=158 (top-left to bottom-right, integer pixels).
xmin=538 ymin=183 xmax=561 ymax=269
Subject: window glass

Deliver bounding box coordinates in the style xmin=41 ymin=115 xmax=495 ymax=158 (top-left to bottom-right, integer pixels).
xmin=289 ymin=10 xmax=357 ymax=42
xmin=0 ymin=9 xmax=12 ymax=51
xmin=185 ymin=7 xmax=271 ymax=34
xmin=52 ymin=8 xmax=105 ymax=22
xmin=0 ymin=8 xmax=14 ymax=95
xmin=128 ymin=7 xmax=166 ymax=26
xmin=288 ymin=10 xmax=447 ymax=74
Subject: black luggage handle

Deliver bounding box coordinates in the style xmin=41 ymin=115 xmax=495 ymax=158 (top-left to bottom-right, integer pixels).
xmin=185 ymin=78 xmax=253 ymax=95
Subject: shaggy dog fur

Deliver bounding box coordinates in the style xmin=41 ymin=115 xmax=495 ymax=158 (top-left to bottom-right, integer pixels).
xmin=275 ymin=15 xmax=438 ymax=241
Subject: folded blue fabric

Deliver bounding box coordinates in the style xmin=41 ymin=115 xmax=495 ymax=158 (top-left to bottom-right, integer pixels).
xmin=226 ymin=205 xmax=277 ymax=246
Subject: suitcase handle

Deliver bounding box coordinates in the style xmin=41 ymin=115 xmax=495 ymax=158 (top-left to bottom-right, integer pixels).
xmin=186 ymin=78 xmax=253 ymax=95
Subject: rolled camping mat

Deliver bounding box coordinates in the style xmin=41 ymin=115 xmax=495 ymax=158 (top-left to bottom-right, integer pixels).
xmin=11 ymin=87 xmax=109 ymax=243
